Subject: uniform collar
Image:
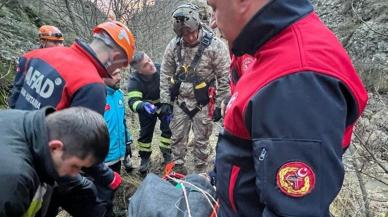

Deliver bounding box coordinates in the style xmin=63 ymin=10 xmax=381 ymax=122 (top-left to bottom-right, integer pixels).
xmin=106 ymin=86 xmax=120 ymax=95
xmin=71 ymin=39 xmax=110 ymax=78
xmin=24 ymin=107 xmax=59 ymax=184
xmin=231 ymin=0 xmax=313 ymax=56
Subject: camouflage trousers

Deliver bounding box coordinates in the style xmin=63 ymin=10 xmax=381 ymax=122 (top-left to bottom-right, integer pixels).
xmin=170 ymin=100 xmax=213 ymax=167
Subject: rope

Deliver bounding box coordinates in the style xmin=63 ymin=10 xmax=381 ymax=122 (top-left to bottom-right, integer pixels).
xmin=166 ymin=175 xmax=218 ymax=217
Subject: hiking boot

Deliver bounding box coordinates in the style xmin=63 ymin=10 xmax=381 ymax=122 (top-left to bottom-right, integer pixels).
xmin=173 ymin=163 xmax=187 ymax=175
xmin=162 ymin=152 xmax=172 ymax=165
xmin=138 ymin=157 xmax=151 ymax=174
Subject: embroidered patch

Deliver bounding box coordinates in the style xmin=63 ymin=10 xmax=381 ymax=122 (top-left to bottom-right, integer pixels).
xmin=105 ymin=104 xmax=111 ymax=111
xmin=276 ymin=162 xmax=315 ymax=197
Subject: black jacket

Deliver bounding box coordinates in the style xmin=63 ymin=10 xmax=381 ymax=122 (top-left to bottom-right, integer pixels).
xmin=127 ymin=64 xmax=161 ymax=112
xmin=0 ymin=107 xmax=58 ymax=217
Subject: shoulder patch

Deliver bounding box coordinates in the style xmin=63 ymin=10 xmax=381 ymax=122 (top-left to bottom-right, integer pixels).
xmin=276 ymin=161 xmax=315 ymax=197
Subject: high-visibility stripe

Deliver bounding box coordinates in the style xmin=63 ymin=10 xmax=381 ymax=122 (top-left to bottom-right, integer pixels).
xmin=147 ymin=99 xmax=160 ymax=104
xmin=159 ymin=143 xmax=171 ymax=149
xmin=137 ymin=141 xmax=151 ymax=152
xmin=22 ymin=184 xmax=47 ymax=217
xmin=127 ymin=91 xmax=143 ymax=98
xmin=160 ymin=136 xmax=171 ymax=144
xmin=132 ymin=100 xmax=142 ymax=111
xmin=138 ymin=147 xmax=152 ymax=152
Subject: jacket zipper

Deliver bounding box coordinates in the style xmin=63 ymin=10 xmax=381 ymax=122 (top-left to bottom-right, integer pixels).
xmin=259 ymin=148 xmax=267 ymax=161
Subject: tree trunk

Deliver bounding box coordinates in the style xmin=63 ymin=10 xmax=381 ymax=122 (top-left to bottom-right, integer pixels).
xmin=64 ymin=0 xmax=79 ymax=36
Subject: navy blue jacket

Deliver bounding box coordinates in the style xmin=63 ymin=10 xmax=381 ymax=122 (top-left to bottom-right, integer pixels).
xmin=215 ymin=0 xmax=368 ymax=216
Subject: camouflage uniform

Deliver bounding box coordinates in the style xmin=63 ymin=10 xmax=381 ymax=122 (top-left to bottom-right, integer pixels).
xmin=160 ymin=29 xmax=230 ymax=171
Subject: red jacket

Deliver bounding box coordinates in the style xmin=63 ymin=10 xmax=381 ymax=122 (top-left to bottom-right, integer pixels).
xmin=9 ymin=39 xmax=108 ymax=114
xmin=215 ymin=0 xmax=368 ymax=216
xmin=8 ymin=39 xmax=115 ymax=187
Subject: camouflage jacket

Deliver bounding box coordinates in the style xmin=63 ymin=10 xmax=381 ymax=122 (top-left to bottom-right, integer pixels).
xmin=160 ymin=29 xmax=230 ymax=110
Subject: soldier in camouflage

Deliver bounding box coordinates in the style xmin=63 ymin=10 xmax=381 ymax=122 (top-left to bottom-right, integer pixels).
xmin=160 ymin=3 xmax=230 ymax=174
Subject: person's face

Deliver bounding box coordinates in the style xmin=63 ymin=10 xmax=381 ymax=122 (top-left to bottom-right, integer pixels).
xmin=182 ymin=30 xmax=199 ymax=46
xmin=105 ymin=48 xmax=128 ymax=76
xmin=49 ymin=140 xmax=95 ymax=177
xmin=104 ymin=69 xmax=121 ymax=89
xmin=207 ymin=0 xmax=242 ymax=46
xmin=40 ymin=40 xmax=64 ymax=48
xmin=138 ymin=54 xmax=156 ymax=76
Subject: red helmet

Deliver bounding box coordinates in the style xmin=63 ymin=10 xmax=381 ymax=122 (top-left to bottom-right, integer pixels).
xmin=39 ymin=25 xmax=64 ymax=41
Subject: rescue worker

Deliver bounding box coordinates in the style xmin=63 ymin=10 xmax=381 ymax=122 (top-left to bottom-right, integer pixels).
xmin=207 ymin=0 xmax=368 ymax=216
xmin=0 ymin=107 xmax=109 ymax=217
xmin=38 ymin=25 xmax=65 ymax=48
xmin=128 ymin=51 xmax=172 ymax=174
xmin=160 ymin=3 xmax=230 ymax=174
xmin=8 ymin=21 xmax=136 ymax=217
xmin=103 ymin=68 xmax=133 ymax=216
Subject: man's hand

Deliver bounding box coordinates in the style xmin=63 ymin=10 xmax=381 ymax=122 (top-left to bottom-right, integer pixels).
xmin=138 ymin=102 xmax=156 ymax=115
xmin=164 ymin=114 xmax=173 ymax=123
xmin=213 ymin=107 xmax=222 ymax=122
xmin=221 ymin=96 xmax=231 ymax=117
xmin=109 ymin=172 xmax=122 ymax=190
xmin=160 ymin=103 xmax=173 ymax=116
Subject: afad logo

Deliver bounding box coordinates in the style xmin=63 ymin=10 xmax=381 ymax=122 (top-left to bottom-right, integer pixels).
xmin=276 ymin=161 xmax=315 ymax=197
xmin=118 ymin=29 xmax=131 ymax=45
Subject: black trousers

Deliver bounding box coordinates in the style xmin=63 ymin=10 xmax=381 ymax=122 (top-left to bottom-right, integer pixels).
xmin=138 ymin=112 xmax=172 ymax=158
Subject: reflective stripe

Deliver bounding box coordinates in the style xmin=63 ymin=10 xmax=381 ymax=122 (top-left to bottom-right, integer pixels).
xmin=159 ymin=142 xmax=171 ymax=149
xmin=127 ymin=91 xmax=143 ymax=98
xmin=160 ymin=136 xmax=171 ymax=144
xmin=147 ymin=99 xmax=160 ymax=104
xmin=22 ymin=184 xmax=47 ymax=217
xmin=137 ymin=141 xmax=151 ymax=152
xmin=132 ymin=100 xmax=142 ymax=111
xmin=138 ymin=147 xmax=152 ymax=152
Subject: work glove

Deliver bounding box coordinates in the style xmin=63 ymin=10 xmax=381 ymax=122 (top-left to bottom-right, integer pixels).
xmin=164 ymin=114 xmax=173 ymax=123
xmin=160 ymin=103 xmax=173 ymax=116
xmin=137 ymin=102 xmax=156 ymax=115
xmin=213 ymin=107 xmax=222 ymax=122
xmin=109 ymin=172 xmax=122 ymax=190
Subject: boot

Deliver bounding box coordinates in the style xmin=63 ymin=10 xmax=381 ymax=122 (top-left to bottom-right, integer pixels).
xmin=138 ymin=151 xmax=151 ymax=174
xmin=160 ymin=147 xmax=172 ymax=165
xmin=139 ymin=158 xmax=150 ymax=174
xmin=173 ymin=163 xmax=187 ymax=175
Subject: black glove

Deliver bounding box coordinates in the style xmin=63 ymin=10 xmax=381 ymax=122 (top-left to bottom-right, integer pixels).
xmin=124 ymin=142 xmax=133 ymax=172
xmin=160 ymin=103 xmax=173 ymax=116
xmin=213 ymin=107 xmax=222 ymax=122
xmin=136 ymin=102 xmax=156 ymax=115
